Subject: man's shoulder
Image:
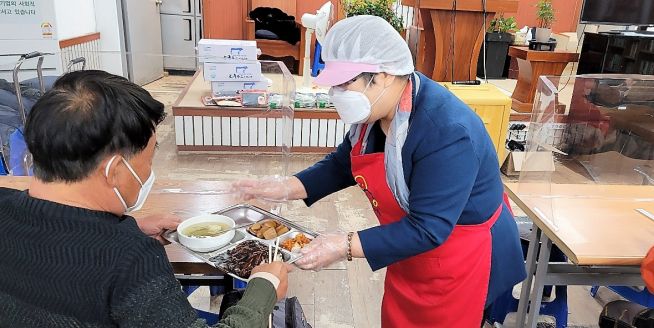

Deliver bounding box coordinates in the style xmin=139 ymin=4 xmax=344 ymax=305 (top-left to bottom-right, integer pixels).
xmin=0 ymin=187 xmax=22 ymax=198
xmin=112 ymin=217 xmax=159 ymax=248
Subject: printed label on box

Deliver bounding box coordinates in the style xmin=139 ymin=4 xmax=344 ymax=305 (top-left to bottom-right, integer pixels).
xmin=198 ymin=39 xmax=258 ymax=62
xmin=211 ymin=80 xmax=268 ymax=95
xmin=204 ymin=62 xmax=262 ymax=81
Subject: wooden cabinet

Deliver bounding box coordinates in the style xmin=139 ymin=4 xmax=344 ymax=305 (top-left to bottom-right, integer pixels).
xmin=202 ymin=0 xmax=246 ymax=40
xmin=441 ymin=83 xmax=512 ymax=164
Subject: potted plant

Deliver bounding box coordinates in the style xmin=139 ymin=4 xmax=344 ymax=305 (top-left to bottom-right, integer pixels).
xmin=535 ymin=0 xmax=555 ymax=42
xmin=477 ymin=14 xmax=517 ymax=79
xmin=340 ymin=0 xmax=404 ymax=34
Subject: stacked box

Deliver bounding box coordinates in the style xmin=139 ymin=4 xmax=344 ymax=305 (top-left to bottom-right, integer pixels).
xmin=198 ymin=39 xmax=258 ymax=63
xmin=211 ymin=81 xmax=269 ymax=97
xmin=199 ymin=39 xmax=267 ymax=100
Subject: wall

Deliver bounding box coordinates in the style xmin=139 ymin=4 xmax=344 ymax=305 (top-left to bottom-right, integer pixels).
xmin=56 ymin=0 xmax=127 ymax=76
xmin=53 ymin=0 xmax=96 ymax=39
xmin=0 ymin=0 xmax=61 ymax=79
xmin=509 ymin=0 xmax=584 ymax=33
xmin=0 ymin=0 xmax=125 ymax=79
xmin=93 ymin=0 xmax=127 ymax=76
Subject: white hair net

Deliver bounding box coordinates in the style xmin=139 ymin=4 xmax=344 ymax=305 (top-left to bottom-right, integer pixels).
xmin=321 ymin=15 xmax=414 ymax=76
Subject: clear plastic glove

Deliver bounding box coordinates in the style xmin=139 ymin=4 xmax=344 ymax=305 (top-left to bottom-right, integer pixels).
xmin=231 ymin=175 xmax=293 ymax=203
xmin=295 ymin=233 xmax=348 ymax=271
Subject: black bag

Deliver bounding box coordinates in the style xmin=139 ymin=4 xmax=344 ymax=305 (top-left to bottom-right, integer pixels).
xmin=599 ymin=300 xmax=654 ymax=328
xmin=219 ymin=290 xmax=312 ymax=328
xmin=248 ymin=7 xmax=300 ymax=45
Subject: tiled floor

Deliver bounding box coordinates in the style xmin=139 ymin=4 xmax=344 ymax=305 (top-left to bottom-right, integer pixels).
xmin=145 ymin=74 xmax=618 ymax=328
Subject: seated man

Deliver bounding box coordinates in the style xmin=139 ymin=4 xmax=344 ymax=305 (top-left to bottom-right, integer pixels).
xmin=0 ymin=70 xmax=289 ymax=328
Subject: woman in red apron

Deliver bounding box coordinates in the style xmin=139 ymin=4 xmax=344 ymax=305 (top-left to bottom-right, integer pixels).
xmin=349 ymin=125 xmax=502 ymax=327
xmin=237 ymin=15 xmax=526 ymax=327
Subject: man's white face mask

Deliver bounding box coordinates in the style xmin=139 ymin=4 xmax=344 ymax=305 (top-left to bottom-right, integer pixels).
xmin=104 ymin=155 xmax=155 ymax=214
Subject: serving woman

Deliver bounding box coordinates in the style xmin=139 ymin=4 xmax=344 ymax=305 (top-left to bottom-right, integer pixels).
xmin=238 ymin=15 xmax=526 ymax=327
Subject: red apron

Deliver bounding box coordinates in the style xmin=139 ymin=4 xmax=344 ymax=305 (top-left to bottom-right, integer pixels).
xmin=350 ymin=125 xmax=505 ymax=328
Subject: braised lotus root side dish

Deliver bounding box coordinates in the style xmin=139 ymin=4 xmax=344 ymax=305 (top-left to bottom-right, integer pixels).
xmin=248 ymin=220 xmax=290 ymax=240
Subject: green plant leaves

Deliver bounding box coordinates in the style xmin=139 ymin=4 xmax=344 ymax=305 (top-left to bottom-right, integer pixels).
xmin=535 ymin=0 xmax=555 ymax=28
xmin=341 ymin=0 xmax=404 ymax=33
xmin=488 ymin=14 xmax=517 ymax=33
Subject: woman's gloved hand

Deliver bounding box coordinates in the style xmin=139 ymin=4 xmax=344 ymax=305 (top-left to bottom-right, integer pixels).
xmin=231 ymin=175 xmax=307 ymax=202
xmin=295 ymin=233 xmax=348 ymax=271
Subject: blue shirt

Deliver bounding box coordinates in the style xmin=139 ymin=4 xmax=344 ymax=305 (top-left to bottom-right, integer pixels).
xmin=295 ymin=73 xmax=526 ymax=304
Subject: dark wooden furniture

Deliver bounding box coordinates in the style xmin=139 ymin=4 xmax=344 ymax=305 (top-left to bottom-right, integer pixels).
xmin=402 ymin=0 xmax=519 ymax=82
xmin=509 ymin=46 xmax=579 ymax=113
xmin=578 ymin=32 xmax=654 ymax=75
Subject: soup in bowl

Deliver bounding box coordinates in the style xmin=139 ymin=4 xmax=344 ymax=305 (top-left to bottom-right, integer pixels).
xmin=177 ymin=214 xmax=236 ymax=252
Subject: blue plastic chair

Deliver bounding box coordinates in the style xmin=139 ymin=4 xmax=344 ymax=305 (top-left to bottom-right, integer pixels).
xmin=591 ymin=286 xmax=654 ymax=308
xmin=486 ymin=237 xmax=569 ymax=327
xmin=196 ymin=308 xmax=220 ymax=325
xmin=183 ymin=284 xmax=227 ymax=297
xmin=488 ymin=285 xmax=568 ymax=328
xmin=233 ymin=279 xmax=248 ymax=290
xmin=0 ymin=157 xmax=7 ymax=175
xmin=8 ymin=129 xmax=31 ymax=176
xmin=0 ymin=136 xmax=7 ymax=176
xmin=184 ymin=279 xmax=247 ymax=325
xmin=311 ymin=42 xmax=325 ymax=77
xmin=183 ymin=278 xmax=246 ymax=302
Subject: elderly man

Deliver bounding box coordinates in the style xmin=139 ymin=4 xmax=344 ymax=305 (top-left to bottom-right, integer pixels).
xmin=0 ymin=70 xmax=289 ymax=328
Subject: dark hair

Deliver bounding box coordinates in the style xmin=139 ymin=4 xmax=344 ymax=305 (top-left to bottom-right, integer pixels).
xmin=25 ymin=70 xmax=165 ymax=183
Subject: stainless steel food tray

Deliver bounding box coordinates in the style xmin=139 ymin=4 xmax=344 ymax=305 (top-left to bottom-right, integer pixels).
xmin=163 ymin=204 xmax=318 ymax=281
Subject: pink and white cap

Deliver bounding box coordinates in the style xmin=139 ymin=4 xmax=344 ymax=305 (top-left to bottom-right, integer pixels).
xmin=313 ymin=15 xmax=414 ymax=87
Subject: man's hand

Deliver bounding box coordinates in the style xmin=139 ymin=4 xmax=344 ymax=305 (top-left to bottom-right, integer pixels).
xmin=135 ymin=214 xmax=182 ymax=245
xmin=250 ymin=262 xmax=293 ymax=301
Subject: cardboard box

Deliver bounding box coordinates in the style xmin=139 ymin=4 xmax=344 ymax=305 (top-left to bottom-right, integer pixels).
xmin=211 ymin=80 xmax=268 ymax=96
xmin=501 ymin=151 xmax=555 ymax=177
xmin=203 ymin=62 xmax=262 ymax=82
xmin=198 ymin=39 xmax=258 ymax=62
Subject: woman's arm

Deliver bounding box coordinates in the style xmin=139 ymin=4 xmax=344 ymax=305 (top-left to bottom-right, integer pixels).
xmin=294 ymin=132 xmax=357 ymax=206
xmin=295 ymin=123 xmax=482 ymax=271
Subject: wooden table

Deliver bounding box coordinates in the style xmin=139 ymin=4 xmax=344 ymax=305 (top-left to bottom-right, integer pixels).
xmin=173 ymin=69 xmax=346 ymax=153
xmin=509 ymin=46 xmax=580 ymax=113
xmin=0 ymin=177 xmax=250 ymax=282
xmin=505 ymin=182 xmax=654 ymax=327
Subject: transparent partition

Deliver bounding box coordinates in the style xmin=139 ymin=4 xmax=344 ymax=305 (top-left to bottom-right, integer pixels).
xmin=0 ymin=50 xmax=297 ymax=215
xmin=517 ymin=75 xmax=654 ymax=229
